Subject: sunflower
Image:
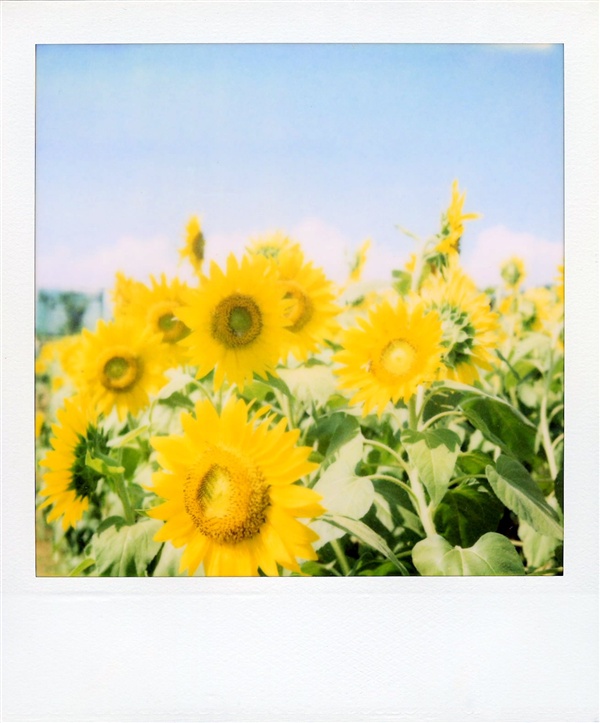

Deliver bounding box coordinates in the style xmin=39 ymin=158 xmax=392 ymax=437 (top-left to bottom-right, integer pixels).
xmin=501 ymin=256 xmax=526 ymax=289
xmin=418 ymin=265 xmax=499 ymax=385
xmin=247 ymin=230 xmax=298 ymax=260
xmin=555 ymin=264 xmax=564 ymax=302
xmin=113 ymin=273 xmax=192 ymax=367
xmin=39 ymin=395 xmax=109 ymax=530
xmin=148 ymin=396 xmax=324 ymax=576
xmin=267 ymin=244 xmax=339 ymax=361
xmin=334 ymin=297 xmax=444 ymax=416
xmin=77 ymin=319 xmax=168 ymax=420
xmin=437 ymin=180 xmax=480 ymax=255
xmin=348 ymin=239 xmax=372 ymax=283
xmin=36 ymin=410 xmax=45 ymax=438
xmin=180 ymin=215 xmax=206 ymax=275
xmin=179 ymin=253 xmax=292 ymax=389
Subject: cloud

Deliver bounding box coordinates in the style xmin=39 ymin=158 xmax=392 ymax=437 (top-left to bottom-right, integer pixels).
xmin=36 ymin=234 xmax=196 ymax=292
xmin=463 ymin=225 xmax=563 ymax=288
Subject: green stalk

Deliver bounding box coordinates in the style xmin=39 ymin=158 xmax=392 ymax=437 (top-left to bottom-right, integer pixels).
xmin=331 ymin=538 xmax=352 ymax=576
xmin=363 ymin=438 xmax=410 ymax=474
xmin=114 ymin=448 xmax=135 ymax=525
xmin=407 ymin=466 xmax=437 ymax=537
xmin=365 ymin=474 xmax=418 ymax=504
xmin=539 ymin=348 xmax=559 ymax=481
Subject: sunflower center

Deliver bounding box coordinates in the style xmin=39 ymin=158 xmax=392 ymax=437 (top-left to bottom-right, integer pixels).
xmin=211 ymin=294 xmax=263 ymax=348
xmin=102 ymin=353 xmax=140 ymax=391
xmin=150 ymin=301 xmax=190 ymax=344
xmin=183 ymin=447 xmax=270 ymax=544
xmin=380 ymin=340 xmax=417 ymax=377
xmin=192 ymin=231 xmax=205 ymax=262
xmin=283 ymin=282 xmax=314 ymax=333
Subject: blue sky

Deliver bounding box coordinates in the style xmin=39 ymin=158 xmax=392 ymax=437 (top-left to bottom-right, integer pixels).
xmin=36 ymin=43 xmax=563 ymax=291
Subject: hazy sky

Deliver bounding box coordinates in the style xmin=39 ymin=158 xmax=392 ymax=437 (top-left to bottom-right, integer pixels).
xmin=36 ymin=43 xmax=563 ymax=291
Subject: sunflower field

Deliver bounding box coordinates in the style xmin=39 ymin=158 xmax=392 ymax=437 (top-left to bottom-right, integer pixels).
xmin=35 ymin=182 xmax=564 ymax=577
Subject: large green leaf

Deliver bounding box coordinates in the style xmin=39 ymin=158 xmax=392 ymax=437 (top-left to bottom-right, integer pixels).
xmin=412 ymin=533 xmax=526 ymax=576
xmin=311 ymin=435 xmax=373 ymax=548
xmin=434 ymin=481 xmax=504 ymax=548
xmin=305 ymin=412 xmax=360 ymax=461
xmin=460 ymin=395 xmax=536 ymax=462
xmin=401 ymin=428 xmax=461 ymax=507
xmin=518 ymin=520 xmax=561 ymax=569
xmin=323 ymin=514 xmax=409 ymax=575
xmin=277 ymin=365 xmax=337 ymax=409
xmin=92 ymin=519 xmax=163 ymax=577
xmin=423 ymin=381 xmax=537 ymax=463
xmin=486 ymin=456 xmax=563 ymax=540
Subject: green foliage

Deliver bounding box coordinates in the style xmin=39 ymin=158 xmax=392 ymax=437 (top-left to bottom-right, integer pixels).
xmin=92 ymin=519 xmax=163 ymax=577
xmin=486 ymin=456 xmax=563 ymax=540
xmin=412 ymin=533 xmax=526 ymax=576
xmin=434 ymin=480 xmax=504 ymax=548
xmin=401 ymin=428 xmax=461 ymax=506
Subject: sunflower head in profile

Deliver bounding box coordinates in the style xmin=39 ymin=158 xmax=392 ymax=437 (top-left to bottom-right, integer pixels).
xmin=39 ymin=395 xmax=109 ymax=531
xmin=180 ymin=215 xmax=206 ymax=275
xmin=78 ymin=319 xmax=169 ymax=420
xmin=334 ymin=297 xmax=444 ymax=417
xmin=113 ymin=273 xmax=192 ymax=368
xmin=148 ymin=397 xmax=324 ymax=576
xmin=436 ymin=180 xmax=480 ymax=255
xmin=179 ymin=253 xmax=293 ymax=390
xmin=418 ymin=265 xmax=499 ymax=386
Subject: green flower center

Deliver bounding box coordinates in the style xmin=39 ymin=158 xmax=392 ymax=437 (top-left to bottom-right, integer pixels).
xmin=102 ymin=354 xmax=140 ymax=391
xmin=211 ymin=294 xmax=263 ymax=349
xmin=380 ymin=339 xmax=417 ymax=377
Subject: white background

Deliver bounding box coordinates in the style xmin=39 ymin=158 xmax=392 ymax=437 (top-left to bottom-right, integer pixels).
xmin=2 ymin=2 xmax=598 ymax=721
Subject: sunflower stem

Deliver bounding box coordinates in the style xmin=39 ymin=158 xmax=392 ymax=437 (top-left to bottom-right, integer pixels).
xmin=408 ymin=467 xmax=437 ymax=537
xmin=420 ymin=410 xmax=464 ymax=431
xmin=331 ymin=538 xmax=352 ymax=576
xmin=539 ymin=348 xmax=559 ymax=481
xmin=363 ymin=439 xmax=410 ymax=475
xmin=408 ymin=394 xmax=418 ymax=430
xmin=113 ymin=448 xmax=135 ymax=525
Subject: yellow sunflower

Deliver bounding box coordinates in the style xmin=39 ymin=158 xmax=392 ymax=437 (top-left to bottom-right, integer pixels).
xmin=334 ymin=297 xmax=444 ymax=416
xmin=77 ymin=319 xmax=168 ymax=420
xmin=148 ymin=396 xmax=324 ymax=576
xmin=179 ymin=253 xmax=292 ymax=389
xmin=501 ymin=256 xmax=526 ymax=289
xmin=39 ymin=395 xmax=109 ymax=530
xmin=180 ymin=215 xmax=206 ymax=275
xmin=418 ymin=265 xmax=499 ymax=385
xmin=348 ymin=239 xmax=372 ymax=283
xmin=437 ymin=180 xmax=480 ymax=255
xmin=268 ymin=244 xmax=340 ymax=361
xmin=247 ymin=230 xmax=298 ymax=260
xmin=114 ymin=274 xmax=192 ymax=367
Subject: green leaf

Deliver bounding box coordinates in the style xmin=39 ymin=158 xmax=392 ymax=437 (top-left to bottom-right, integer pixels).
xmin=391 ymin=270 xmax=411 ymax=296
xmin=412 ymin=533 xmax=526 ymax=576
xmin=106 ymin=424 xmax=150 ymax=449
xmin=323 ymin=514 xmax=409 ymax=575
xmin=518 ymin=520 xmax=561 ymax=569
xmin=262 ymin=370 xmax=292 ymax=398
xmin=68 ymin=558 xmax=96 ymax=577
xmin=311 ymin=435 xmax=373 ymax=548
xmin=434 ymin=481 xmax=504 ymax=548
xmin=401 ymin=428 xmax=461 ymax=507
xmin=158 ymin=391 xmax=195 ymax=411
xmin=486 ymin=456 xmax=563 ymax=540
xmin=305 ymin=412 xmax=360 ymax=461
xmin=555 ymin=467 xmax=564 ymax=512
xmin=460 ymin=394 xmax=536 ymax=463
xmin=85 ymin=450 xmax=124 ymax=476
xmin=92 ymin=519 xmax=163 ymax=577
xmin=277 ymin=365 xmax=337 ymax=409
xmin=456 ymin=450 xmax=494 ymax=476
xmin=423 ymin=382 xmax=537 ymax=463
xmin=96 ymin=515 xmax=127 ymax=535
